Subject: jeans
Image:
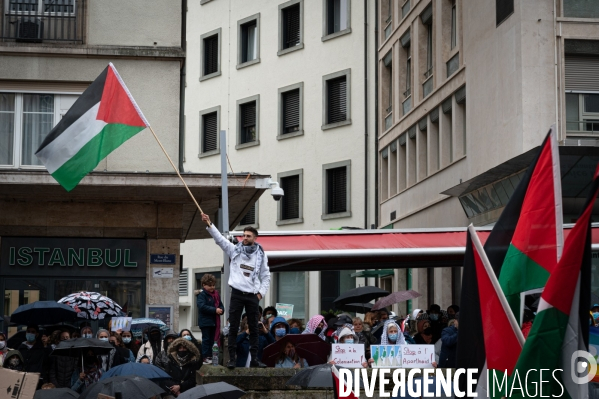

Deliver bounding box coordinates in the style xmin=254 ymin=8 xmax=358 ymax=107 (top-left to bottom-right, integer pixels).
xmin=228 ymin=288 xmax=260 ymax=361
xmin=200 ymin=326 xmax=215 ymax=359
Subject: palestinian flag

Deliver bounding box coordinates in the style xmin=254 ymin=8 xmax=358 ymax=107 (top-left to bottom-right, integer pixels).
xmin=508 ymin=164 xmax=599 ymax=399
xmin=35 ymin=63 xmax=149 ymax=191
xmin=457 ymin=126 xmax=562 ymax=394
xmin=467 ymin=224 xmax=525 ymax=399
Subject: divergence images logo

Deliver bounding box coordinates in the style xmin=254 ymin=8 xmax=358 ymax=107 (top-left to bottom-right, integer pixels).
xmin=571 ymin=349 xmax=598 ymax=384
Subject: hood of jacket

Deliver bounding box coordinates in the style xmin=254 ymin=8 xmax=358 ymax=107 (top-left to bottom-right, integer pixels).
xmin=168 ymin=337 xmax=200 ymax=365
xmin=5 ymin=349 xmax=24 ymax=363
xmin=337 ymin=327 xmax=357 ymax=342
xmin=269 ymin=317 xmax=290 ymax=335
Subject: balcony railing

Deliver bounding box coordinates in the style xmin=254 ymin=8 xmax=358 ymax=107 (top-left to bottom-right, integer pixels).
xmin=1 ymin=0 xmax=85 ymax=43
xmin=566 ymin=119 xmax=599 ymax=136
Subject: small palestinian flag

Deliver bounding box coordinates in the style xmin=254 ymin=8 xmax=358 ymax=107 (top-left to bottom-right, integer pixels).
xmin=35 ymin=63 xmax=149 ymax=191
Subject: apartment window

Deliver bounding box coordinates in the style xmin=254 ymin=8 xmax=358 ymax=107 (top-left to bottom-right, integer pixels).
xmin=567 ymin=93 xmax=599 ymax=134
xmin=565 ymin=55 xmax=599 ymax=135
xmin=450 ymin=0 xmax=457 ymax=49
xmin=277 ymin=272 xmax=305 ymax=320
xmin=322 ymin=69 xmax=351 ymax=130
xmin=199 ymin=106 xmax=220 ymax=157
xmin=402 ymin=0 xmax=411 ymax=19
xmin=496 ymin=0 xmax=514 ymax=26
xmin=0 ymin=92 xmax=78 ymax=168
xmin=323 ymin=0 xmax=350 ymax=41
xmin=322 ymin=160 xmax=351 ymax=219
xmin=277 ymin=169 xmax=303 ymax=225
xmin=236 ymin=95 xmax=260 ymax=149
xmin=278 ymin=82 xmax=304 ymax=139
xmin=425 ymin=25 xmax=433 ymax=79
xmin=9 ymin=0 xmax=75 ymax=13
xmin=383 ymin=51 xmax=393 ymax=129
xmin=200 ymin=28 xmax=222 ymax=81
xmin=239 ymin=202 xmax=257 ymax=227
xmin=420 ymin=4 xmax=433 ymax=98
xmin=238 ymin=14 xmax=260 ymax=69
xmin=279 ymin=0 xmax=304 ymax=56
xmin=447 ymin=53 xmax=459 ymax=77
xmin=564 ymin=0 xmax=599 ymax=18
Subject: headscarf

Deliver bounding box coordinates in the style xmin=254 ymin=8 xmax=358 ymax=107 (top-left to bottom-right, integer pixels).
xmin=336 ymin=327 xmax=358 ymax=343
xmin=380 ymin=320 xmax=406 ymax=345
xmin=206 ymin=289 xmax=222 ymax=345
xmin=302 ymin=315 xmax=327 ymax=340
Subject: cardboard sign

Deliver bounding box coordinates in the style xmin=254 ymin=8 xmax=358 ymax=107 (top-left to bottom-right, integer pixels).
xmin=275 ymin=303 xmax=294 ymax=320
xmin=370 ymin=345 xmax=402 ymax=368
xmin=111 ymin=317 xmax=132 ymax=332
xmin=330 ymin=343 xmax=366 ymax=368
xmin=400 ymin=344 xmax=435 ymax=368
xmin=0 ymin=368 xmax=39 ymax=399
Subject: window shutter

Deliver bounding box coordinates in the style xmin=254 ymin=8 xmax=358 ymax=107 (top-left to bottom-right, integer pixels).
xmin=179 ymin=269 xmax=188 ymax=296
xmin=283 ymin=89 xmax=300 ymax=133
xmin=327 ymin=166 xmax=347 ymax=214
xmin=281 ymin=175 xmax=300 ymax=220
xmin=240 ymin=101 xmax=256 ymax=143
xmin=565 ymin=56 xmax=599 ymax=92
xmin=283 ymin=4 xmax=301 ymax=49
xmin=327 ymin=76 xmax=347 ymax=124
xmin=204 ymin=35 xmax=219 ymax=75
xmin=240 ymin=202 xmax=256 ymax=225
xmin=202 ymin=112 xmax=217 ymax=152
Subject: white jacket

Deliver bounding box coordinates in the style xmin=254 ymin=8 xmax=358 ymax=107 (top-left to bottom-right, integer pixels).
xmin=207 ymin=224 xmax=271 ymax=297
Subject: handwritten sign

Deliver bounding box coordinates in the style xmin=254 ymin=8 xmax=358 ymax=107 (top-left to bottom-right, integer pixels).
xmin=400 ymin=344 xmax=435 ymax=368
xmin=275 ymin=303 xmax=294 ymax=320
xmin=329 ymin=344 xmax=365 ymax=368
xmin=370 ymin=345 xmax=402 ymax=368
xmin=111 ymin=317 xmax=132 ymax=332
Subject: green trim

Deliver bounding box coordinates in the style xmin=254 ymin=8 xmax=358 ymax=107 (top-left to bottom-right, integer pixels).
xmin=52 ymin=123 xmax=145 ymax=191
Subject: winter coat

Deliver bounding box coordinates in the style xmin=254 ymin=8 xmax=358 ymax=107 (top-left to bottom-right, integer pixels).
xmin=235 ymin=331 xmax=275 ymax=367
xmin=136 ymin=341 xmax=162 ymax=364
xmin=438 ymin=326 xmax=458 ymax=368
xmin=275 ymin=356 xmax=308 ymax=368
xmin=161 ymin=338 xmax=201 ymax=394
xmin=49 ymin=355 xmax=77 ymax=388
xmin=18 ymin=341 xmax=47 ymax=374
xmin=197 ymin=290 xmax=224 ymax=328
xmin=356 ymin=330 xmax=377 ymax=358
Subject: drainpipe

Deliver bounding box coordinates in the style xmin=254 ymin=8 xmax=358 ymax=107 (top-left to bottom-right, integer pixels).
xmin=374 ymin=0 xmax=380 ymax=229
xmin=364 ymin=0 xmax=369 ymax=229
xmin=178 ymin=0 xmax=187 ymax=172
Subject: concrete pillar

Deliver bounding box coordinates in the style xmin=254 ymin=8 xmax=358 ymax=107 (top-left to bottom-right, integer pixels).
xmin=308 ymin=271 xmax=320 ymax=318
xmin=147 ymin=239 xmax=181 ymax=333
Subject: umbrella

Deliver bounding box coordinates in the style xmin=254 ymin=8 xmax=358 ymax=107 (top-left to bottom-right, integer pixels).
xmin=371 ymin=290 xmax=422 ymax=311
xmin=337 ymin=302 xmax=373 ymax=313
xmin=286 ymin=364 xmax=365 ymax=389
xmin=79 ymin=375 xmax=164 ymax=399
xmin=51 ymin=338 xmax=113 ymax=357
xmin=33 ymin=388 xmax=79 ymax=399
xmin=130 ymin=318 xmax=169 ymax=334
xmin=333 ymin=286 xmax=389 ymax=307
xmin=10 ymin=301 xmax=78 ymax=325
xmin=262 ymin=334 xmax=331 ymax=368
xmin=100 ymin=362 xmax=171 ymax=381
xmin=178 ymin=382 xmax=245 ymax=399
xmin=58 ymin=292 xmax=122 ymax=320
xmin=7 ymin=330 xmax=26 ymax=348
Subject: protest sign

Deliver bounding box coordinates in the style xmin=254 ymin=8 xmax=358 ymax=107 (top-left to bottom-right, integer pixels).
xmin=400 ymin=344 xmax=435 ymax=368
xmin=275 ymin=303 xmax=294 ymax=320
xmin=111 ymin=317 xmax=132 ymax=332
xmin=370 ymin=345 xmax=402 ymax=368
xmin=0 ymin=368 xmax=39 ymax=399
xmin=330 ymin=344 xmax=365 ymax=368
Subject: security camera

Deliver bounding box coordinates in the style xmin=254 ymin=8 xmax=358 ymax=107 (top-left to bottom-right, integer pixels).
xmin=271 ymin=185 xmax=284 ymax=201
xmin=255 ymin=178 xmax=285 ymax=202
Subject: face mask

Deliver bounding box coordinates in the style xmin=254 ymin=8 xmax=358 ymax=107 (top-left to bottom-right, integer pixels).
xmin=99 ymin=337 xmax=109 ymax=342
xmin=314 ymin=328 xmax=322 ymax=335
xmin=8 ymin=359 xmax=22 ymax=370
xmin=423 ymin=327 xmax=433 ymax=335
xmin=429 ymin=314 xmax=439 ymax=321
xmin=290 ymin=327 xmax=300 ymax=334
xmin=275 ymin=328 xmax=286 ymax=337
xmin=388 ymin=333 xmax=398 ymax=342
xmin=344 ymin=339 xmax=354 ymax=344
xmin=26 ymin=333 xmax=36 ymax=343
xmin=0 ymin=341 xmax=6 ymax=349
xmin=183 ymin=335 xmax=192 ymax=341
xmin=593 ymin=312 xmax=599 ymax=320
xmin=123 ymin=338 xmax=132 ymax=344
xmin=83 ymin=333 xmax=93 ymax=339
xmin=177 ymin=350 xmax=190 ymax=359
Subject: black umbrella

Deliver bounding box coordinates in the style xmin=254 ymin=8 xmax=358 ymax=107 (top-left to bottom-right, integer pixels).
xmin=286 ymin=364 xmax=364 ymax=389
xmin=79 ymin=376 xmax=164 ymax=399
xmin=33 ymin=388 xmax=79 ymax=399
xmin=333 ymin=286 xmax=389 ymax=307
xmin=7 ymin=330 xmax=26 ymax=349
xmin=178 ymin=382 xmax=245 ymax=399
xmin=338 ymin=302 xmax=373 ymax=313
xmin=10 ymin=301 xmax=78 ymax=325
xmin=51 ymin=337 xmax=113 ymax=371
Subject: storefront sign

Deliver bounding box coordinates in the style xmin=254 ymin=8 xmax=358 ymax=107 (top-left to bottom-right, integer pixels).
xmin=150 ymin=254 xmax=176 ymax=264
xmin=152 ymin=267 xmax=173 ymax=278
xmin=0 ymin=237 xmax=147 ymax=277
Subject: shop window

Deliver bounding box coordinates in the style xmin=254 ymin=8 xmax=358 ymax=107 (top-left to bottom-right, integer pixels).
xmin=277 ymin=271 xmax=305 ymax=320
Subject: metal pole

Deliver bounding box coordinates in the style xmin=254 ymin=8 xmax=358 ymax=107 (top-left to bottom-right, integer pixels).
xmin=220 ymin=130 xmax=230 ymax=319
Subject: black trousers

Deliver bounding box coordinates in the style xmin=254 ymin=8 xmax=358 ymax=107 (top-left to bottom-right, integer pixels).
xmin=228 ymin=288 xmax=260 ymax=361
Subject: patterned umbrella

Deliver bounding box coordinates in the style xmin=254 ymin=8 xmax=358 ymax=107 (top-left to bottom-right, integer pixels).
xmin=58 ymin=292 xmax=122 ymax=320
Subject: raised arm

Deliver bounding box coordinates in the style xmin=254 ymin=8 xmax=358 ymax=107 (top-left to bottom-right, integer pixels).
xmin=202 ymin=213 xmax=237 ymax=258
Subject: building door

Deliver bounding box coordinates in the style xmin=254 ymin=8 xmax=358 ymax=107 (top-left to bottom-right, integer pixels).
xmin=4 ymin=278 xmax=48 ymax=335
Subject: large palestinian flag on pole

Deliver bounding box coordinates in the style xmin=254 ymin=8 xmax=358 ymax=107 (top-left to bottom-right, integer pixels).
xmin=508 ymin=164 xmax=599 ymax=399
xmin=35 ymin=63 xmax=149 ymax=191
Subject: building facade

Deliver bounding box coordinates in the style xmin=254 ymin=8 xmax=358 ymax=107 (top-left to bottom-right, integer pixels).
xmin=179 ymin=0 xmax=378 ymax=334
xmin=378 ymin=0 xmax=599 ymax=313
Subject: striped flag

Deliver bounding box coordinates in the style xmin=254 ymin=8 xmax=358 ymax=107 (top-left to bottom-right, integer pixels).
xmin=332 ymin=365 xmax=359 ymax=399
xmin=35 ymin=63 xmax=149 ymax=191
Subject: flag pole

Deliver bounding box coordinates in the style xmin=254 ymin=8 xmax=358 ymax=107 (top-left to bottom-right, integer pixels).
xmin=148 ymin=126 xmax=204 ymax=215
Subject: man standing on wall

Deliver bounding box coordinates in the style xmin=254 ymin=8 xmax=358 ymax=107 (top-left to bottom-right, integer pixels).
xmin=201 ymin=213 xmax=270 ymax=368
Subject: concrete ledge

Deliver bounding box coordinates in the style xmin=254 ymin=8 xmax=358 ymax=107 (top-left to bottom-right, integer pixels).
xmin=197 ymin=365 xmax=309 ymax=391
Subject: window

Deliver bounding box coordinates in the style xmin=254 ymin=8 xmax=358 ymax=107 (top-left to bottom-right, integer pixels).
xmin=447 ymin=53 xmax=459 ymax=77
xmin=425 ymin=24 xmax=433 ymax=79
xmin=402 ymin=0 xmax=411 ymax=19
xmin=564 ymin=0 xmax=599 ymax=18
xmin=239 ymin=202 xmax=257 ymax=227
xmin=279 ymin=0 xmax=304 ymax=56
xmin=450 ymin=0 xmax=456 ymax=49
xmin=421 ymin=5 xmax=434 ymax=98
xmin=322 ymin=69 xmax=351 ymax=130
xmin=277 ymin=272 xmax=305 ymax=320
xmin=566 ymin=93 xmax=599 ymax=134
xmin=278 ymin=82 xmax=304 ymax=139
xmin=277 ymin=169 xmax=303 ymax=225
xmin=404 ymin=50 xmax=412 ymax=115
xmin=0 ymin=92 xmax=78 ymax=168
xmin=9 ymin=0 xmax=75 ymax=14
xmin=496 ymin=0 xmax=514 ymax=26
xmin=199 ymin=106 xmax=220 ymax=157
xmin=383 ymin=51 xmax=393 ymax=118
xmin=200 ymin=28 xmax=221 ymax=81
xmin=322 ymin=160 xmax=351 ymax=219
xmin=323 ymin=0 xmax=350 ymax=41
xmin=238 ymin=14 xmax=260 ymax=68
xmin=236 ymin=95 xmax=260 ymax=148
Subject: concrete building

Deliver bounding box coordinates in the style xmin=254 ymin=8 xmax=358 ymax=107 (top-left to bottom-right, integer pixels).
xmin=179 ymin=0 xmax=378 ymax=333
xmin=377 ymin=0 xmax=599 ymax=313
xmin=0 ymin=0 xmax=263 ymax=334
